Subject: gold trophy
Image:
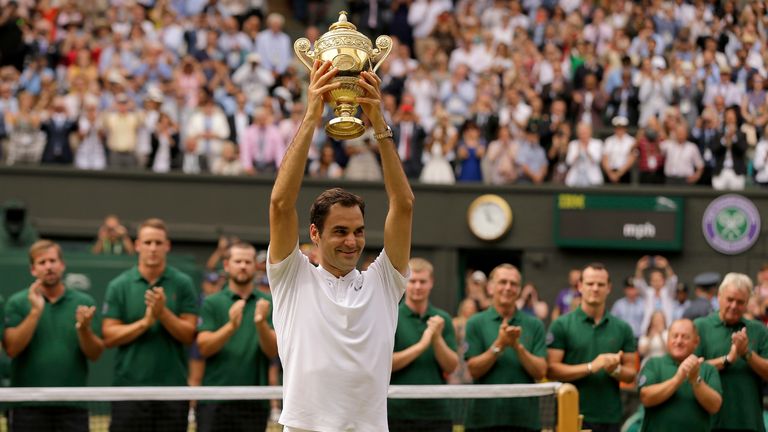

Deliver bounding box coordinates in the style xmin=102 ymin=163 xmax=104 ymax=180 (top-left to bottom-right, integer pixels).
xmin=294 ymin=12 xmax=393 ymax=140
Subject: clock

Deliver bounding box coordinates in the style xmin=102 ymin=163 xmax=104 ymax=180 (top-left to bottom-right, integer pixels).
xmin=467 ymin=194 xmax=513 ymax=241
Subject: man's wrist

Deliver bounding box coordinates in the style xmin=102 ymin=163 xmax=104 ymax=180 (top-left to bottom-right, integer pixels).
xmin=491 ymin=344 xmax=503 ymax=356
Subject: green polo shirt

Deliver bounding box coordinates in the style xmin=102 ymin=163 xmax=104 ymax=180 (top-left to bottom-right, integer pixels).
xmin=104 ymin=265 xmax=198 ymax=386
xmin=547 ymin=307 xmax=637 ymax=424
xmin=388 ymin=302 xmax=456 ymax=421
xmin=198 ymin=286 xmax=274 ymax=388
xmin=5 ymin=288 xmax=99 ymax=387
xmin=694 ymin=312 xmax=768 ymax=432
xmin=638 ymin=354 xmax=721 ymax=432
xmin=463 ymin=307 xmax=546 ymax=429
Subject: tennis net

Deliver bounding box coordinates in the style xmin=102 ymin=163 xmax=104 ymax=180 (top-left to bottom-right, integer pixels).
xmin=0 ymin=383 xmax=580 ymax=431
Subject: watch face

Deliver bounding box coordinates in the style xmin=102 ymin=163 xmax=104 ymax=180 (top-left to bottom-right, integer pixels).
xmin=468 ymin=195 xmax=512 ymax=241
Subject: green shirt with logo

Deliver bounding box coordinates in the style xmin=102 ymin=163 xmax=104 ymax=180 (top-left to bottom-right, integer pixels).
xmin=6 ymin=288 xmax=99 ymax=387
xmin=198 ymin=286 xmax=274 ymax=387
xmin=694 ymin=312 xmax=768 ymax=432
xmin=547 ymin=307 xmax=637 ymax=424
xmin=104 ymin=266 xmax=198 ymax=386
xmin=638 ymin=354 xmax=721 ymax=432
xmin=388 ymin=302 xmax=456 ymax=421
xmin=464 ymin=307 xmax=547 ymax=429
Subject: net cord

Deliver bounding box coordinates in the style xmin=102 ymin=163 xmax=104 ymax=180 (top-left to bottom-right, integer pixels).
xmin=0 ymin=383 xmax=561 ymax=402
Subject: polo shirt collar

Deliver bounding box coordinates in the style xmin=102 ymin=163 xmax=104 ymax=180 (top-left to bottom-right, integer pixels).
xmin=575 ymin=306 xmax=610 ymax=326
xmin=403 ymin=302 xmax=435 ymax=319
xmin=488 ymin=305 xmax=520 ymax=324
xmin=44 ymin=286 xmax=70 ymax=304
xmin=712 ymin=312 xmax=747 ymax=329
xmin=131 ymin=266 xmax=170 ymax=284
xmin=224 ymin=284 xmax=256 ymax=301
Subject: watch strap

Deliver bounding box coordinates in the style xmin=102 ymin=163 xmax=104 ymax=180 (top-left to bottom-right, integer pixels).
xmin=373 ymin=126 xmax=393 ymax=141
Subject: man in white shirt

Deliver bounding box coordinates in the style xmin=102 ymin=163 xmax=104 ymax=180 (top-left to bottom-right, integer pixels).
xmin=602 ymin=116 xmax=637 ymax=184
xmin=267 ymin=61 xmax=414 ymax=432
xmin=661 ymin=124 xmax=704 ymax=185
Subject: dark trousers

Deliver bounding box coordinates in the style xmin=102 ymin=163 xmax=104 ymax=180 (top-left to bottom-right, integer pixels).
xmin=388 ymin=418 xmax=453 ymax=432
xmin=9 ymin=406 xmax=89 ymax=432
xmin=110 ymin=400 xmax=188 ymax=432
xmin=466 ymin=427 xmax=536 ymax=432
xmin=582 ymin=421 xmax=620 ymax=432
xmin=196 ymin=401 xmax=269 ymax=432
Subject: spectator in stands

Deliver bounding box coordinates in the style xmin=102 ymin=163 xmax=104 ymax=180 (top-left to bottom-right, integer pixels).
xmin=39 ymin=97 xmax=78 ymax=165
xmin=638 ymin=311 xmax=668 ymax=365
xmin=683 ymin=272 xmax=721 ymax=321
xmin=601 ymin=116 xmax=637 ymax=184
xmin=465 ymin=270 xmax=490 ymax=312
xmin=75 ymin=99 xmax=107 ymax=170
xmin=694 ymin=273 xmax=768 ymax=432
xmin=92 ymin=215 xmax=134 ymax=256
xmin=661 ymin=123 xmax=704 ymax=185
xmin=240 ymin=107 xmax=284 ymax=175
xmin=516 ymin=282 xmax=549 ymax=321
xmin=393 ymin=104 xmax=426 ymax=179
xmin=232 ymin=53 xmax=274 ymax=107
xmin=455 ymin=121 xmax=485 ymax=182
xmin=547 ymin=123 xmax=571 ymax=184
xmin=389 ymin=258 xmax=458 ymax=432
xmin=196 ymin=242 xmax=277 ymax=432
xmin=638 ymin=319 xmax=722 ymax=431
xmin=308 ymin=143 xmax=343 ymax=179
xmin=183 ymin=93 xmax=229 ymax=173
xmin=565 ymin=122 xmax=604 ymax=187
xmin=711 ymin=106 xmax=748 ymax=190
xmin=638 ymin=57 xmax=674 ymax=127
xmin=3 ymin=240 xmax=104 ymax=431
xmin=4 ymin=91 xmax=43 ymax=165
xmin=102 ymin=218 xmax=198 ymax=432
xmin=611 ymin=276 xmax=646 ymax=340
xmin=484 ymin=126 xmax=518 ymax=185
xmin=450 ymin=298 xmax=478 ymax=385
xmin=255 ymin=13 xmax=291 ymax=76
xmin=634 ymin=255 xmax=678 ymax=336
xmin=690 ymin=108 xmax=721 ymax=186
xmin=516 ymin=124 xmax=549 ymax=184
xmin=606 ymin=59 xmax=639 ymax=126
xmin=226 ymin=91 xmax=252 ymax=144
xmin=102 ymin=93 xmax=144 ymax=168
xmin=465 ymin=264 xmax=547 ymax=431
xmin=148 ymin=112 xmax=181 ymax=173
xmin=548 ymin=263 xmax=637 ymax=432
xmin=741 ymin=74 xmax=768 ymax=134
xmin=673 ymin=283 xmax=691 ymax=321
xmin=572 ymin=72 xmax=607 ymax=130
xmin=551 ymin=269 xmax=581 ymax=321
xmin=753 ymin=126 xmax=768 ymax=187
xmin=211 ymin=140 xmax=243 ymax=176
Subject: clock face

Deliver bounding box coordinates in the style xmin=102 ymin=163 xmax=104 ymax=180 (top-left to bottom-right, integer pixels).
xmin=467 ymin=195 xmax=513 ymax=241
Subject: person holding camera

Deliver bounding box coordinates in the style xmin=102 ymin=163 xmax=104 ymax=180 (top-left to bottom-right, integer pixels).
xmin=92 ymin=215 xmax=134 ymax=255
xmin=634 ymin=255 xmax=678 ymax=336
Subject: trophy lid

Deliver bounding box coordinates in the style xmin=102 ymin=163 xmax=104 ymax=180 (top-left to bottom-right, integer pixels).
xmin=329 ymin=11 xmax=357 ymax=32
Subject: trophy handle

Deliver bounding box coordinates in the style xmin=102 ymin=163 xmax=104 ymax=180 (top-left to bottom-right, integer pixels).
xmin=293 ymin=38 xmax=315 ymax=71
xmin=370 ymin=36 xmax=393 ymax=74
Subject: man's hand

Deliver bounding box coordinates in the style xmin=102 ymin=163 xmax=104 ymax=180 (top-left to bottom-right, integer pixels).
xmin=28 ymin=281 xmax=45 ymax=313
xmin=593 ymin=351 xmax=622 ymax=373
xmin=254 ymin=299 xmax=271 ymax=324
xmin=229 ymin=299 xmax=245 ymax=329
xmin=732 ymin=328 xmax=749 ymax=356
xmin=427 ymin=315 xmax=445 ymax=342
xmin=145 ymin=287 xmax=166 ymax=319
xmin=653 ymin=256 xmax=669 ymax=269
xmin=676 ymin=354 xmax=698 ymax=382
xmin=75 ymin=305 xmax=96 ymax=330
xmin=356 ymin=71 xmax=387 ymax=131
xmin=637 ymin=256 xmax=651 ymax=271
xmin=687 ymin=356 xmax=704 ymax=383
xmin=306 ymin=60 xmax=339 ymax=121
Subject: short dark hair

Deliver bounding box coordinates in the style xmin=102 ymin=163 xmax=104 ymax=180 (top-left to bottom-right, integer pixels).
xmin=225 ymin=241 xmax=256 ymax=260
xmin=581 ymin=262 xmax=611 ymax=282
xmin=310 ymin=188 xmax=365 ymax=234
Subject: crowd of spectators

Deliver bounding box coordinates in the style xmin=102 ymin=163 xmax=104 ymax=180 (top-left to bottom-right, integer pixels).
xmin=0 ymin=0 xmax=767 ymax=189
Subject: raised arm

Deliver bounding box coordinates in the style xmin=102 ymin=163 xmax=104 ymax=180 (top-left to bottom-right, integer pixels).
xmin=357 ymin=71 xmax=414 ymax=275
xmin=269 ymin=60 xmax=339 ymax=264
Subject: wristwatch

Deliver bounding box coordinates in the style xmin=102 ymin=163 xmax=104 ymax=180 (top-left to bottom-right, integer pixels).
xmin=722 ymin=355 xmax=731 ymax=368
xmin=491 ymin=345 xmax=503 ymax=356
xmin=373 ymin=126 xmax=393 ymax=141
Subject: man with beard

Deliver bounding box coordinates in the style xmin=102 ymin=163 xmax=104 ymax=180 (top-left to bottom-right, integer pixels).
xmin=102 ymin=218 xmax=198 ymax=432
xmin=547 ymin=263 xmax=637 ymax=432
xmin=4 ymin=240 xmax=104 ymax=431
xmin=196 ymin=242 xmax=277 ymax=432
xmin=464 ymin=264 xmax=547 ymax=432
xmin=694 ymin=273 xmax=768 ymax=432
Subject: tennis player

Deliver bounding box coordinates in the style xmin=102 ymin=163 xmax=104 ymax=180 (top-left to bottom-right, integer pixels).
xmin=267 ymin=60 xmax=414 ymax=432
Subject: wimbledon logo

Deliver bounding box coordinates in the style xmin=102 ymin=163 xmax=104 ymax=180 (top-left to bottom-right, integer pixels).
xmin=702 ymin=194 xmax=760 ymax=255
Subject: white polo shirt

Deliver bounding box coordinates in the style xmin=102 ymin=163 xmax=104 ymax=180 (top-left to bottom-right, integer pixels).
xmin=267 ymin=245 xmax=407 ymax=432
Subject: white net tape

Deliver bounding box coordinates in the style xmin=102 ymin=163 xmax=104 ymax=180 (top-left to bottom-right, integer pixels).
xmin=0 ymin=383 xmax=562 ymax=402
